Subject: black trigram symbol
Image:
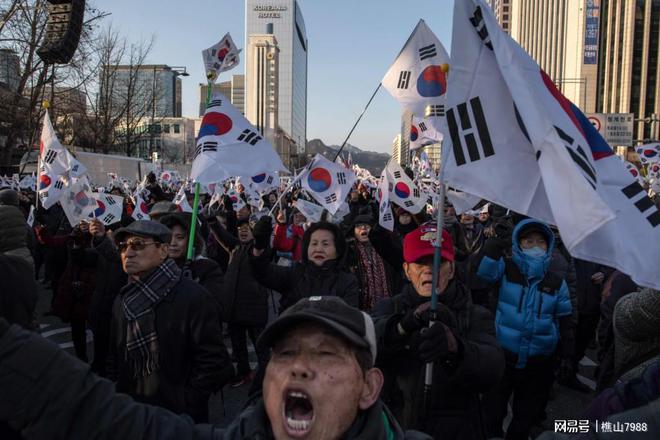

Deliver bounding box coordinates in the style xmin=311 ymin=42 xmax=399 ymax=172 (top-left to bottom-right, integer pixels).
xmin=103 ymin=213 xmax=116 ymax=224
xmin=404 ymin=200 xmax=414 ymax=208
xmin=446 ymin=97 xmax=495 ymax=166
xmin=106 ymin=196 xmax=117 ymax=205
xmin=393 ymin=171 xmax=402 ymax=179
xmin=554 ymin=126 xmax=597 ymax=190
xmin=194 ymin=141 xmax=219 ymax=159
xmin=266 ymin=176 xmax=274 ymax=184
xmin=621 ymin=181 xmax=660 ymax=227
xmin=419 ymin=122 xmax=428 ymax=132
xmin=71 ymin=164 xmax=80 ymax=173
xmin=54 ymin=180 xmax=64 ymax=190
xmin=469 ymin=6 xmax=493 ymax=50
xmin=325 ymin=193 xmax=338 ymax=204
xmin=238 ymin=129 xmax=262 ymax=146
xmin=207 ymin=99 xmax=223 ymax=109
xmin=382 ymin=212 xmax=393 ymax=222
xmin=419 ymin=44 xmax=437 ymax=61
xmin=413 ymin=188 xmax=420 ymax=198
xmin=426 ymin=105 xmax=445 ymax=117
xmin=44 ymin=150 xmax=57 ymax=164
xmin=336 ymin=172 xmax=347 ymax=185
xmin=398 ymin=71 xmax=411 ymax=89
xmin=40 ymin=191 xmax=48 ymax=199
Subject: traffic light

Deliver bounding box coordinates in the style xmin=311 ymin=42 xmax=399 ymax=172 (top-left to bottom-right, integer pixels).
xmin=36 ymin=0 xmax=86 ymax=65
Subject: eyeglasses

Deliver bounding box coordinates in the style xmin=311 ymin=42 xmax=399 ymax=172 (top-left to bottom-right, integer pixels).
xmin=117 ymin=239 xmax=160 ymax=253
xmin=355 ymin=224 xmax=371 ymax=230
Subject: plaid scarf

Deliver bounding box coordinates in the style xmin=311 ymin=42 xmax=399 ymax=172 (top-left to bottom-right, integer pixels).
xmin=356 ymin=241 xmax=389 ymax=312
xmin=121 ymin=258 xmax=181 ymax=378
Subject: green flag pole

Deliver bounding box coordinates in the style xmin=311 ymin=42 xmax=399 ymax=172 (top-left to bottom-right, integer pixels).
xmin=186 ymin=80 xmax=214 ymax=261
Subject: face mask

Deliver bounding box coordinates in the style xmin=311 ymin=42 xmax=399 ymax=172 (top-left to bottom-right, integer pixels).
xmin=444 ymin=216 xmax=457 ymax=226
xmin=522 ymin=246 xmax=546 ymax=258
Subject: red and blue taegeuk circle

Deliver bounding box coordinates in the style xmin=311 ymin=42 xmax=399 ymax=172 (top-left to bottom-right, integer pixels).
xmin=217 ymin=47 xmax=229 ymax=62
xmin=410 ymin=125 xmax=419 ymax=142
xmin=199 ymin=112 xmax=233 ymax=137
xmin=140 ymin=202 xmax=149 ymax=214
xmin=307 ymin=167 xmax=332 ymax=193
xmin=90 ymin=200 xmax=106 ymax=218
xmin=394 ymin=182 xmax=410 ymax=199
xmin=252 ymin=173 xmax=266 ymax=183
xmin=39 ymin=174 xmax=51 ymax=190
xmin=642 ymin=149 xmax=659 ymax=159
xmin=416 ymin=65 xmax=447 ymax=98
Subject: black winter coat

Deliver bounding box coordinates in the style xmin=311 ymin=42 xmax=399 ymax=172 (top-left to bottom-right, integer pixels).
xmin=251 ymin=253 xmax=360 ymax=309
xmin=372 ymin=281 xmax=504 ymax=440
xmin=107 ymin=277 xmax=234 ymax=422
xmin=0 ymin=254 xmax=37 ymax=330
xmin=0 ymin=324 xmax=431 ymax=440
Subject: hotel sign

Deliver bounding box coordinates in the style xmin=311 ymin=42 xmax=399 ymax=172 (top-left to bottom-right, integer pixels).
xmin=254 ymin=5 xmax=288 ymax=18
xmin=583 ymin=0 xmax=601 ymax=65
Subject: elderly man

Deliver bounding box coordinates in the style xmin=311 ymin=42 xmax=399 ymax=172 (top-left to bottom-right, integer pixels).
xmin=107 ymin=220 xmax=233 ymax=423
xmin=372 ymin=223 xmax=504 ymax=439
xmin=0 ymin=297 xmax=429 ymax=439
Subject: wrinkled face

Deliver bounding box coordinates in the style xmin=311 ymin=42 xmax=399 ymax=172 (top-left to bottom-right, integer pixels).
xmin=237 ymin=224 xmax=253 ymax=243
xmin=403 ymin=257 xmax=454 ymax=297
xmin=307 ymin=229 xmax=337 ymax=266
xmin=353 ymin=224 xmax=371 ymax=243
xmin=519 ymin=231 xmax=548 ymax=251
xmin=168 ymin=224 xmax=187 ymax=260
xmin=398 ymin=213 xmax=412 ymax=225
xmin=264 ymin=323 xmax=380 ymax=440
xmin=478 ymin=212 xmax=489 ymax=223
xmin=119 ymin=234 xmax=168 ymax=279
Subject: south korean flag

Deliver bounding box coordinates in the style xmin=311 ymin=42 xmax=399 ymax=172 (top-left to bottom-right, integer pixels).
xmin=191 ymin=93 xmax=288 ymax=185
xmin=377 ymin=171 xmax=394 ymax=231
xmin=410 ymin=115 xmax=444 ymax=150
xmin=131 ymin=193 xmax=151 ymax=221
xmin=384 ymin=159 xmax=427 ymax=214
xmin=203 ymin=32 xmax=241 ymax=82
xmin=300 ymin=154 xmax=356 ymax=215
xmin=89 ymin=194 xmax=124 ymax=225
xmin=382 ymin=19 xmax=451 ymax=118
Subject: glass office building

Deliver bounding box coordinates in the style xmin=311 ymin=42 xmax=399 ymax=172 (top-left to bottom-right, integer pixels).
xmin=246 ymin=0 xmax=308 ymax=155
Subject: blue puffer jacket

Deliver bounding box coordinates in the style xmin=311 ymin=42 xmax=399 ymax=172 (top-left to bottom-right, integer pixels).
xmin=477 ymin=219 xmax=572 ymax=368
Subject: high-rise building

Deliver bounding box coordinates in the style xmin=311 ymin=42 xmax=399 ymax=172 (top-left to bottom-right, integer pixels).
xmin=398 ymin=109 xmax=413 ymax=167
xmin=0 ymin=49 xmax=20 ymax=93
xmin=246 ymin=33 xmax=280 ymax=140
xmin=246 ymin=0 xmax=308 ymax=158
xmin=486 ymin=0 xmax=512 ymax=32
xmin=392 ymin=134 xmax=402 ymax=165
xmin=597 ymin=0 xmax=660 ymax=141
xmin=498 ymin=1 xmax=660 ymax=142
xmin=199 ymin=74 xmax=245 ymax=116
xmin=103 ymin=64 xmax=186 ymax=118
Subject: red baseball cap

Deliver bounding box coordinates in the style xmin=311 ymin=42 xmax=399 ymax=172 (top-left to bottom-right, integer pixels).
xmin=403 ymin=224 xmax=455 ymax=263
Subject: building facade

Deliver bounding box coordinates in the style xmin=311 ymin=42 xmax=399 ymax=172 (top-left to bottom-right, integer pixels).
xmin=199 ymin=74 xmax=245 ymax=116
xmin=246 ymin=0 xmax=308 ymax=158
xmin=103 ymin=64 xmax=185 ymax=119
xmin=493 ymin=0 xmax=660 ymax=142
xmin=0 ymin=49 xmax=20 ymax=93
xmin=246 ymin=33 xmax=280 ymax=141
xmin=487 ymin=0 xmax=512 ymax=32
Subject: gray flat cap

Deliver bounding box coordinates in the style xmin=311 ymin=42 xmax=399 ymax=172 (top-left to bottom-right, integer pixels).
xmin=149 ymin=201 xmax=178 ymax=219
xmin=114 ymin=220 xmax=172 ymax=244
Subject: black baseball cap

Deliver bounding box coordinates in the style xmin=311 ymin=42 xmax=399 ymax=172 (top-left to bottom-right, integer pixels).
xmin=258 ymin=296 xmax=377 ymax=365
xmin=114 ymin=220 xmax=172 ymax=244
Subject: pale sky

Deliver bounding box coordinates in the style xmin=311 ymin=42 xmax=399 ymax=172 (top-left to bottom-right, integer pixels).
xmin=102 ymin=0 xmax=454 ymax=154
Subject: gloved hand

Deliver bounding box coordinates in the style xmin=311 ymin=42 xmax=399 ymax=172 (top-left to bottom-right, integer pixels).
xmin=418 ymin=322 xmax=459 ymax=363
xmin=253 ymin=216 xmax=273 ymax=250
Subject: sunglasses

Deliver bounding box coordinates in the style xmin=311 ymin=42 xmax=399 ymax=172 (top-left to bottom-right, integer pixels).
xmin=117 ymin=239 xmax=160 ymax=253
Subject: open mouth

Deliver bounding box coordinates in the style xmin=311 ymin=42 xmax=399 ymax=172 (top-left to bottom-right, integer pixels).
xmin=282 ymin=389 xmax=315 ymax=436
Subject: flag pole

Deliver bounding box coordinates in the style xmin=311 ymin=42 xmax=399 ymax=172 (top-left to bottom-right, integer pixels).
xmin=424 ymin=179 xmax=446 ymax=411
xmin=186 ymin=80 xmax=214 ymax=261
xmin=332 ymin=82 xmax=382 ymax=162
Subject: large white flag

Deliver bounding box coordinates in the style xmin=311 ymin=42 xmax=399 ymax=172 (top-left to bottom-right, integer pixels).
xmin=191 ymin=94 xmax=287 ymax=185
xmin=300 ymin=154 xmax=357 ymax=215
xmin=89 ymin=193 xmax=124 ymax=225
xmin=132 ymin=193 xmax=150 ymax=221
xmin=173 ymin=186 xmax=193 ymax=213
xmin=445 ymin=0 xmax=660 ymax=289
xmin=249 ymin=171 xmax=279 ymax=193
xmin=203 ymin=33 xmax=241 ymax=82
xmin=385 ymin=160 xmax=427 ymax=214
xmin=60 ymin=177 xmax=98 ymax=227
xmin=377 ymin=172 xmax=394 ymax=231
xmin=446 ymin=189 xmax=482 ymax=215
xmin=382 ymin=19 xmax=450 ymax=118
xmin=410 ymin=115 xmax=443 ymax=150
